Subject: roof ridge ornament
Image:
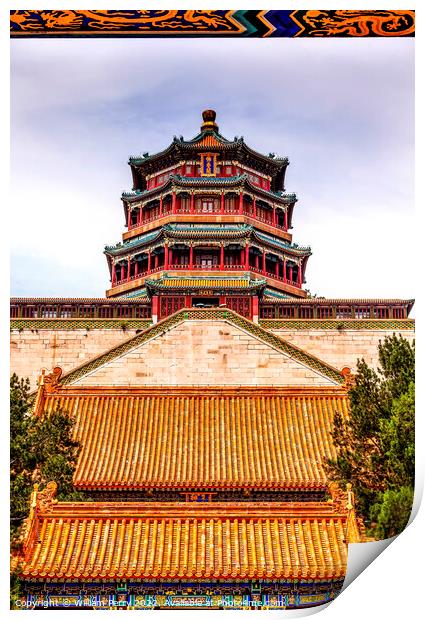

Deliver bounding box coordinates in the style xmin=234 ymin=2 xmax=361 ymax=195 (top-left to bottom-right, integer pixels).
xmin=201 ymin=109 xmax=218 ymax=132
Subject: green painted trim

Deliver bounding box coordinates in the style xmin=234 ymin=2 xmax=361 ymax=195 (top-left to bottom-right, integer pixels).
xmin=10 ymin=319 xmax=152 ymax=330
xmin=58 ymin=308 xmax=344 ymax=386
xmin=260 ymin=319 xmax=415 ymax=330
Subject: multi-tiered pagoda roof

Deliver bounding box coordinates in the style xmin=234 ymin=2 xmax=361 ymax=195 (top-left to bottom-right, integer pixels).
xmin=104 ymin=110 xmax=311 ymax=320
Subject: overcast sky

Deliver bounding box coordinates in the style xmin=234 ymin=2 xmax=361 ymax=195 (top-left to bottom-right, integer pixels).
xmin=10 ymin=37 xmax=414 ymax=301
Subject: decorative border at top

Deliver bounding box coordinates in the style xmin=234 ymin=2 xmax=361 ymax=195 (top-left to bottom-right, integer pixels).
xmin=10 ymin=10 xmax=415 ymax=38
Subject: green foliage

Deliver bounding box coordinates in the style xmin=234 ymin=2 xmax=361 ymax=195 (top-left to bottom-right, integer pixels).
xmin=370 ymin=486 xmax=414 ymax=539
xmin=10 ymin=374 xmax=81 ymax=538
xmin=327 ymin=334 xmax=414 ymax=539
xmin=10 ymin=569 xmax=23 ymax=609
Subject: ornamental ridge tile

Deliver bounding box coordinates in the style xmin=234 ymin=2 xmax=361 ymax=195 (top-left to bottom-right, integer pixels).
xmin=254 ymin=230 xmax=311 ymax=254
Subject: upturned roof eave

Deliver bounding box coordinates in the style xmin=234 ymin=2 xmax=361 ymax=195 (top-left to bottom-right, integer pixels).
xmin=128 ymin=131 xmax=289 ymax=172
xmin=122 ymin=174 xmax=297 ymax=205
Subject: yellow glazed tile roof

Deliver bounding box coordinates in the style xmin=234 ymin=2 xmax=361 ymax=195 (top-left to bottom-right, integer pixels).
xmin=40 ymin=386 xmax=348 ymax=490
xmin=198 ymin=134 xmax=223 ymax=148
xmin=20 ymin=501 xmax=350 ymax=580
xmin=160 ymin=278 xmax=250 ymax=288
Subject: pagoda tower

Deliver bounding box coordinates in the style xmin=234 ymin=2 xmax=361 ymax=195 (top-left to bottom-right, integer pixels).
xmin=105 ymin=110 xmax=311 ymax=322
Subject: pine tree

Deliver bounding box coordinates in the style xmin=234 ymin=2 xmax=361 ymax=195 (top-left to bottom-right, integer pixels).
xmin=326 ymin=334 xmax=414 ymax=539
xmin=10 ymin=373 xmax=82 ymax=608
xmin=10 ymin=373 xmax=81 ymax=538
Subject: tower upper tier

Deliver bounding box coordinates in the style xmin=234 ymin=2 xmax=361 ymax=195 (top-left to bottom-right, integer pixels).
xmin=105 ymin=110 xmax=311 ymax=311
xmin=128 ymin=109 xmax=289 ymax=194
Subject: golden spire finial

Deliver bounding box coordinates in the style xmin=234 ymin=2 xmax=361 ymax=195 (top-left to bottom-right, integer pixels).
xmin=201 ymin=109 xmax=218 ymax=131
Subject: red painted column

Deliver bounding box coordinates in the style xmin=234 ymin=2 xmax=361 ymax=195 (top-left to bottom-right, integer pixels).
xmin=155 ymin=254 xmax=159 ymax=269
xmin=253 ymin=197 xmax=257 ymax=219
xmin=172 ymin=191 xmax=177 ymax=214
xmin=120 ymin=264 xmax=125 ymax=282
xmin=169 ymin=248 xmax=173 ymax=267
xmin=127 ymin=257 xmax=131 ymax=281
xmin=112 ymin=262 xmax=116 ymax=286
xmin=239 ymin=192 xmax=243 ymax=214
xmin=289 ymin=264 xmax=293 ymax=283
xmin=255 ymin=254 xmax=259 ymax=271
xmin=135 ymin=259 xmax=139 ymax=278
xmin=221 ymin=192 xmax=225 ymax=214
xmin=220 ymin=245 xmax=224 ymax=270
xmin=298 ymin=260 xmax=303 ymax=286
xmin=272 ymin=207 xmax=277 ymax=228
xmin=284 ymin=209 xmax=288 ymax=231
xmin=189 ymin=245 xmax=194 ymax=270
xmin=283 ymin=259 xmax=287 ymax=282
xmin=128 ymin=207 xmax=132 ymax=229
xmin=262 ymin=251 xmax=266 ymax=275
xmin=151 ymin=295 xmax=158 ymax=324
xmin=190 ymin=192 xmax=195 ymax=214
xmin=252 ymin=296 xmax=259 ymax=324
xmin=245 ymin=244 xmax=250 ymax=269
xmin=147 ymin=251 xmax=151 ymax=273
xmin=275 ymin=259 xmax=279 ymax=278
xmin=159 ymin=196 xmax=163 ymax=217
xmin=164 ymin=245 xmax=169 ymax=269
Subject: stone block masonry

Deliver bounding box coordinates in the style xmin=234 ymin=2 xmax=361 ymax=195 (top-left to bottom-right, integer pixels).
xmin=72 ymin=321 xmax=336 ymax=387
xmin=10 ymin=323 xmax=415 ymax=390
xmin=270 ymin=328 xmax=415 ymax=372
xmin=10 ymin=328 xmax=140 ymax=389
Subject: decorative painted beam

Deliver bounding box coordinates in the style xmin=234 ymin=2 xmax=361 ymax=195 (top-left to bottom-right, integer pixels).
xmin=10 ymin=10 xmax=415 ymax=38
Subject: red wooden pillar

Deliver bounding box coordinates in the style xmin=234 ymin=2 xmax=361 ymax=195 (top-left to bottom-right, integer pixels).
xmin=255 ymin=254 xmax=259 ymax=271
xmin=120 ymin=264 xmax=125 ymax=282
xmin=172 ymin=191 xmax=177 ymax=214
xmin=272 ymin=207 xmax=277 ymax=228
xmin=189 ymin=245 xmax=194 ymax=270
xmin=155 ymin=254 xmax=159 ymax=269
xmin=147 ymin=251 xmax=151 ymax=273
xmin=151 ymin=295 xmax=159 ymax=324
xmin=190 ymin=192 xmax=195 ymax=214
xmin=298 ymin=260 xmax=303 ymax=286
xmin=253 ymin=197 xmax=257 ymax=219
xmin=221 ymin=192 xmax=225 ymax=214
xmin=245 ymin=244 xmax=250 ymax=269
xmin=159 ymin=196 xmax=163 ymax=217
xmin=220 ymin=245 xmax=224 ymax=271
xmin=275 ymin=259 xmax=279 ymax=278
xmin=128 ymin=207 xmax=132 ymax=229
xmin=169 ymin=248 xmax=173 ymax=267
xmin=239 ymin=192 xmax=243 ymax=214
xmin=164 ymin=245 xmax=169 ymax=269
xmin=262 ymin=251 xmax=266 ymax=275
xmin=283 ymin=259 xmax=287 ymax=282
xmin=289 ymin=264 xmax=293 ymax=283
xmin=127 ymin=257 xmax=131 ymax=281
xmin=112 ymin=262 xmax=116 ymax=286
xmin=135 ymin=259 xmax=139 ymax=278
xmin=252 ymin=296 xmax=259 ymax=324
xmin=284 ymin=209 xmax=288 ymax=230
